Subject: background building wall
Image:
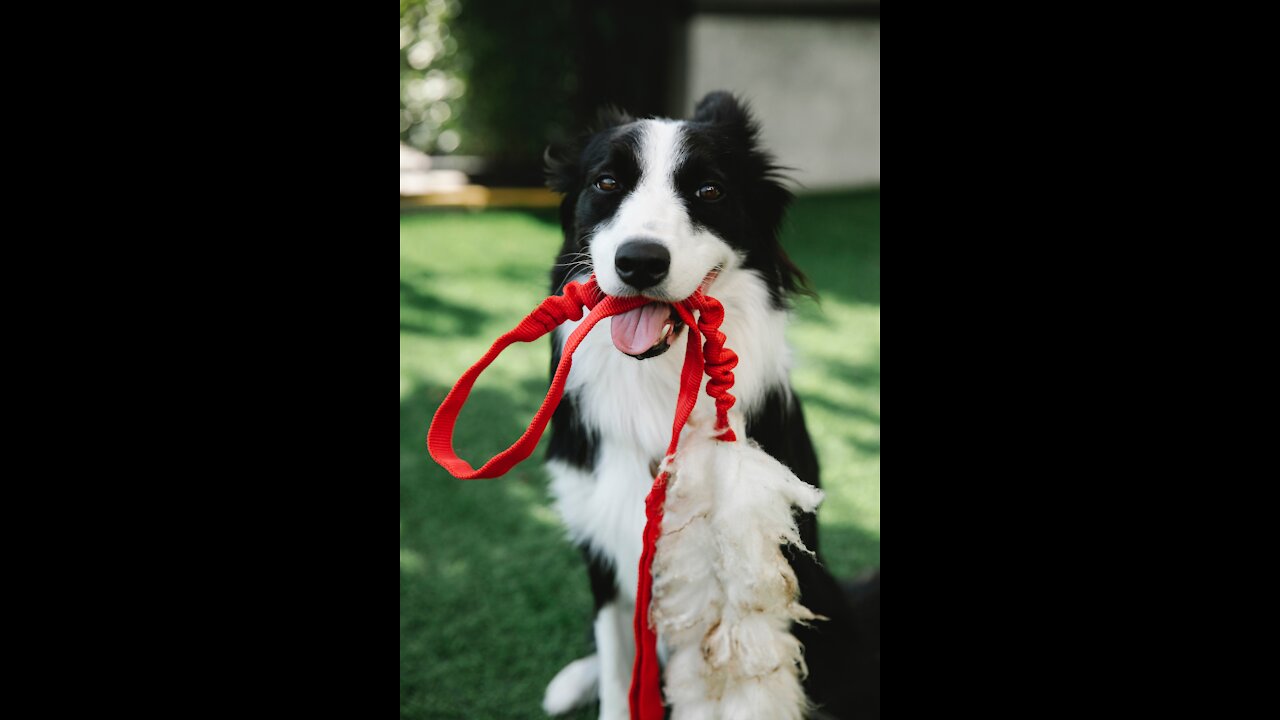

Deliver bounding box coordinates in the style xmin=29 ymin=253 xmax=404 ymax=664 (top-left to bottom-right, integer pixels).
xmin=683 ymin=15 xmax=881 ymax=190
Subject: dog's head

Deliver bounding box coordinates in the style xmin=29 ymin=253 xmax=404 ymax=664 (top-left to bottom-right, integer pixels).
xmin=547 ymin=91 xmax=808 ymax=359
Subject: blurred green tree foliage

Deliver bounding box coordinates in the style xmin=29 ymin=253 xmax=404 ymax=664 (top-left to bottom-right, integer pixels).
xmin=399 ymin=0 xmax=579 ymax=175
xmin=400 ymin=0 xmax=467 ymax=154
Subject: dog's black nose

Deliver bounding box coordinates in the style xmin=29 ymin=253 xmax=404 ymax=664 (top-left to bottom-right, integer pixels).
xmin=615 ymin=240 xmax=670 ymax=291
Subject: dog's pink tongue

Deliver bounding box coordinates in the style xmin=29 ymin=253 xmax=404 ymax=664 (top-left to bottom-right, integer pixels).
xmin=611 ymin=303 xmax=669 ymax=355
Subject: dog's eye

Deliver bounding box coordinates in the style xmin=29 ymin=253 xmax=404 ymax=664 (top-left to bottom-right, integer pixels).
xmin=696 ymin=183 xmax=724 ymax=202
xmin=594 ymin=176 xmax=619 ymax=192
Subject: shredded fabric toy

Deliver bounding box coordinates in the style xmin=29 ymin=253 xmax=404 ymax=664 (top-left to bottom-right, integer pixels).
xmin=428 ymin=276 xmax=823 ymax=720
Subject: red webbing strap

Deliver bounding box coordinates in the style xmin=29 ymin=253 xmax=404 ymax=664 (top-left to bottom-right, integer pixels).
xmin=426 ymin=278 xmax=648 ymax=479
xmin=629 ymin=303 xmax=704 ymax=720
xmin=629 ymin=296 xmax=740 ymax=719
xmin=691 ymin=293 xmax=738 ymax=442
xmin=427 ymin=278 xmax=742 ymax=720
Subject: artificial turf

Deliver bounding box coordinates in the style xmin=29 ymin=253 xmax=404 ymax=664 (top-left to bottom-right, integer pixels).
xmin=400 ymin=190 xmax=880 ymax=719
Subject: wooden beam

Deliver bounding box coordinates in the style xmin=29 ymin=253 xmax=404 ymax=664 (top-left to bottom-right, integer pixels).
xmin=399 ymin=186 xmax=561 ymax=210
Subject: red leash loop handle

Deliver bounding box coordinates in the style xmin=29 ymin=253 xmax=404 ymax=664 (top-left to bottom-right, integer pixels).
xmin=426 ymin=277 xmax=740 ymax=720
xmin=427 ymin=278 xmax=647 ymax=479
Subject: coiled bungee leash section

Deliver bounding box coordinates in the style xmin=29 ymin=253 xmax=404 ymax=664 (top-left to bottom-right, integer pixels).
xmin=427 ymin=275 xmax=739 ymax=720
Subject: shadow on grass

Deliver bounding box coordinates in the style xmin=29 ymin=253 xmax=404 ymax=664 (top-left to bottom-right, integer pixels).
xmin=819 ymin=521 xmax=882 ymax=579
xmin=802 ymin=356 xmax=881 ymax=422
xmin=401 ymin=380 xmax=600 ymax=720
xmin=493 ymin=263 xmax=563 ymax=289
xmin=784 ymin=190 xmax=881 ymax=308
xmin=826 ymin=355 xmax=881 ymax=388
xmin=801 ymin=351 xmax=881 ymax=456
xmin=804 ymin=396 xmax=879 ymax=426
xmin=399 ymin=274 xmax=491 ymax=338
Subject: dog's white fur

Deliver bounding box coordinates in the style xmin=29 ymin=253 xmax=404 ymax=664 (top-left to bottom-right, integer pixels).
xmin=542 ymin=653 xmax=600 ymax=716
xmin=549 ymin=263 xmax=794 ymax=604
xmin=544 ymin=119 xmax=820 ymax=719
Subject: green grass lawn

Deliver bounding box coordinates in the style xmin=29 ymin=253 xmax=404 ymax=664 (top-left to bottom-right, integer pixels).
xmin=400 ymin=190 xmax=880 ymax=719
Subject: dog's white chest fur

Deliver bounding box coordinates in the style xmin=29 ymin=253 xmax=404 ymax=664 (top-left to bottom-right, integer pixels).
xmin=546 ymin=269 xmax=790 ymax=601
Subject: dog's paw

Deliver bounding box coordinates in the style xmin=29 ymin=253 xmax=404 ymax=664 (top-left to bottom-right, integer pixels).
xmin=543 ymin=654 xmax=600 ymax=716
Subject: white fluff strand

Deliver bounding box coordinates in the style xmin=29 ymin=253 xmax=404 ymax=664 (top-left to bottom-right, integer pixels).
xmin=651 ymin=419 xmax=825 ymax=720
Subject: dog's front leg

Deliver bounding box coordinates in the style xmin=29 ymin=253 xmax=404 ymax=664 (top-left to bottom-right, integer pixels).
xmin=594 ymin=599 xmax=637 ymax=720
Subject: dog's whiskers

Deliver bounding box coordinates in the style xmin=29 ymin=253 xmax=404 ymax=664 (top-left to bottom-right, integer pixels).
xmin=550 ymin=250 xmax=593 ymax=268
xmin=553 ymin=240 xmax=597 ymax=295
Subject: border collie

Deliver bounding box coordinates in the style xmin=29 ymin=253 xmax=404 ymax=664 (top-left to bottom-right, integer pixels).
xmin=540 ymin=92 xmax=860 ymax=719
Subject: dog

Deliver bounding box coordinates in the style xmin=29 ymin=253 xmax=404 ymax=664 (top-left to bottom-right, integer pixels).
xmin=540 ymin=91 xmax=863 ymax=719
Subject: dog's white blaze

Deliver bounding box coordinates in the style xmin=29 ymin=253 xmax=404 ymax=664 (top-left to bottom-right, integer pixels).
xmin=591 ymin=120 xmax=733 ymax=302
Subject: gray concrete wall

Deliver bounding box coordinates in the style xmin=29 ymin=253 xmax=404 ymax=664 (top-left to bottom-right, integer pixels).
xmin=682 ymin=15 xmax=881 ymax=191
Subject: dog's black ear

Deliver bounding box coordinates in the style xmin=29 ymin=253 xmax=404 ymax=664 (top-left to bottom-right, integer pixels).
xmin=696 ymin=92 xmax=814 ymax=303
xmin=692 ymin=91 xmax=751 ymax=129
xmin=544 ymin=142 xmax=578 ymax=194
xmin=544 ymin=143 xmax=582 ymax=260
xmin=546 ymin=106 xmax=635 ymax=194
xmin=594 ymin=105 xmax=633 ymax=131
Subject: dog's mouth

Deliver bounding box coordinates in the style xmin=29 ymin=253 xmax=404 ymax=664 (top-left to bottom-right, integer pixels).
xmin=611 ymin=304 xmax=686 ymax=359
xmin=610 ymin=266 xmax=721 ymax=360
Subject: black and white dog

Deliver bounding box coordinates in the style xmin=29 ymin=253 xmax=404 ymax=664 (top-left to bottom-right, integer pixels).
xmin=541 ymin=92 xmax=860 ymax=719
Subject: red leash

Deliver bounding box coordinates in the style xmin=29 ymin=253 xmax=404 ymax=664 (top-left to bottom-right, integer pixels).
xmin=427 ymin=276 xmax=739 ymax=719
